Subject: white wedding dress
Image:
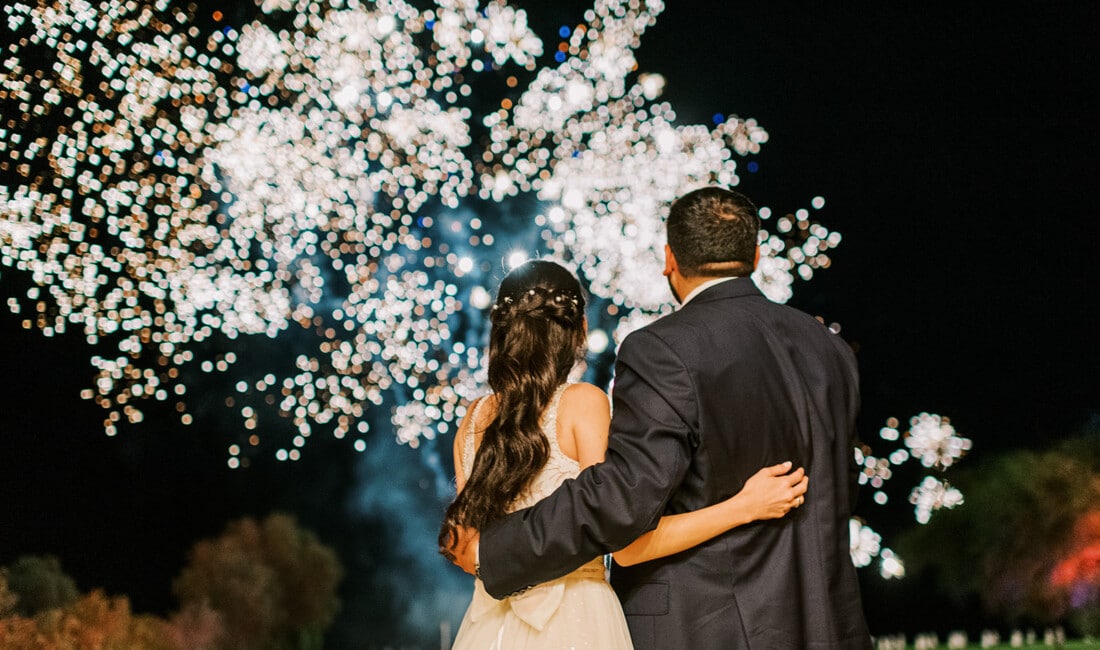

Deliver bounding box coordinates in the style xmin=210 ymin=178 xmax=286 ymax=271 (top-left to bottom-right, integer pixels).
xmin=451 ymin=383 xmax=634 ymax=650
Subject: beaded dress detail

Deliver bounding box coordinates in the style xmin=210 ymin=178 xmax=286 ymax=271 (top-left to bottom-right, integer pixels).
xmin=461 ymin=383 xmax=582 ymax=512
xmin=451 ymin=383 xmax=634 ymax=650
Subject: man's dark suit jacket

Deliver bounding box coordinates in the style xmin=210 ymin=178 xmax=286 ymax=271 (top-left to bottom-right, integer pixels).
xmin=479 ymin=278 xmax=873 ymax=649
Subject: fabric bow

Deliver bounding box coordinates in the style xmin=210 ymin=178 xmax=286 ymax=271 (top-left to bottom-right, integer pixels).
xmin=468 ymin=577 xmax=566 ymax=632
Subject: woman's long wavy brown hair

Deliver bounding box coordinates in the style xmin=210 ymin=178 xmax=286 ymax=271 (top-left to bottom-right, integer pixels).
xmin=439 ymin=260 xmax=587 ymax=558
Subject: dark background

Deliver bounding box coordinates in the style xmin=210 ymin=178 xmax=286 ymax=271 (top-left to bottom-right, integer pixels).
xmin=1 ymin=1 xmax=1098 ymax=645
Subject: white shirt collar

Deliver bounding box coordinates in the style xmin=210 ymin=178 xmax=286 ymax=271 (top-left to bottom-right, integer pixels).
xmin=680 ymin=276 xmax=739 ymax=307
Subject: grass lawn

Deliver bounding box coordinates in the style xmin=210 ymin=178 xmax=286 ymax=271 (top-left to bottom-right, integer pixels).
xmin=923 ymin=642 xmax=1099 ymax=649
xmin=873 ymin=637 xmax=1098 ymax=649
xmin=984 ymin=643 xmax=1100 ymax=649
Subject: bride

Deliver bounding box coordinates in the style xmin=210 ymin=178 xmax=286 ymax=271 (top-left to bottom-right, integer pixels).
xmin=439 ymin=259 xmax=807 ymax=649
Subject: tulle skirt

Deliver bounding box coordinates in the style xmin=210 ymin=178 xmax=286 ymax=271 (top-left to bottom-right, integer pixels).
xmin=452 ymin=562 xmax=633 ymax=650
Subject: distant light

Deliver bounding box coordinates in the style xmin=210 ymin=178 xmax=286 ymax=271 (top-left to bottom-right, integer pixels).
xmin=747 ymin=161 xmax=759 ymax=173
xmin=889 ymin=449 xmax=910 ymax=464
xmin=456 ymin=257 xmax=474 ymax=274
xmin=811 ymin=196 xmax=826 ymax=209
xmin=559 ymin=26 xmax=571 ymax=38
xmin=712 ymin=113 xmax=725 ymax=125
xmin=555 ymin=51 xmax=566 ymax=63
xmin=655 ymin=129 xmax=677 ymax=152
xmin=587 ymin=328 xmax=609 ymax=354
xmin=470 ymin=286 xmax=492 ymax=309
xmin=638 ymin=73 xmax=665 ymax=100
xmin=333 ymin=85 xmax=359 ymax=109
xmin=880 ymin=549 xmax=905 ymax=579
xmin=562 ymin=188 xmax=584 ymax=209
xmin=376 ymin=15 xmax=396 ymax=35
xmin=507 ymin=251 xmax=529 ymax=269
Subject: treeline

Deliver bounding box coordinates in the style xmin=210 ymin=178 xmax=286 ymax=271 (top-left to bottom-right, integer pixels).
xmin=0 ymin=513 xmax=342 ymax=650
xmin=898 ymin=431 xmax=1100 ymax=636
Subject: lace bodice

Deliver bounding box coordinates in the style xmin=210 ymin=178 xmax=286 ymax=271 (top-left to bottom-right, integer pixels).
xmin=462 ymin=383 xmax=580 ymax=512
xmin=455 ymin=383 xmax=615 ymax=639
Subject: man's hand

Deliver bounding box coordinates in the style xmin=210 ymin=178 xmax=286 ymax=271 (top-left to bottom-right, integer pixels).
xmin=448 ymin=525 xmax=481 ymax=576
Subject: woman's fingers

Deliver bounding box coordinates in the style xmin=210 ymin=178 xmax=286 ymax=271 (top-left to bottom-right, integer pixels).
xmin=789 ymin=477 xmax=809 ymax=510
xmin=785 ymin=467 xmax=805 ymax=485
xmin=763 ymin=461 xmax=794 ymax=476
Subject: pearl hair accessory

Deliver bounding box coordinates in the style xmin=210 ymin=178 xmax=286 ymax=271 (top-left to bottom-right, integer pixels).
xmin=490 ymin=287 xmax=581 ymax=312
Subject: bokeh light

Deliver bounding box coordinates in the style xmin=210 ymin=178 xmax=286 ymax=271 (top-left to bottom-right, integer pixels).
xmin=0 ymin=0 xmax=841 ymax=468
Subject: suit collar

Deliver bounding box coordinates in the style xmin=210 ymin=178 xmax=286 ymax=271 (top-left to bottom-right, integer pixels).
xmin=680 ymin=276 xmax=761 ymax=307
xmin=681 ymin=276 xmax=737 ymax=306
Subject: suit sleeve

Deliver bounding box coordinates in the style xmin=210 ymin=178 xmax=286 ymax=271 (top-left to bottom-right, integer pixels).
xmin=842 ymin=345 xmax=864 ymax=513
xmin=478 ymin=329 xmax=698 ymax=599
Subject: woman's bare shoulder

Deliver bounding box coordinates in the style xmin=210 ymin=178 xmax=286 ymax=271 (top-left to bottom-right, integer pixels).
xmin=564 ymin=381 xmax=609 ymax=402
xmin=561 ymin=382 xmax=611 ymax=416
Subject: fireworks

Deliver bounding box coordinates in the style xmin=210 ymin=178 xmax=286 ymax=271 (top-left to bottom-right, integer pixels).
xmin=849 ymin=520 xmax=905 ymax=580
xmin=909 ymin=475 xmax=964 ymax=525
xmin=850 ymin=414 xmax=971 ymax=573
xmin=905 ymin=412 xmax=972 ymax=469
xmin=849 ymin=518 xmax=882 ymax=568
xmin=3 ymin=0 xmax=986 ymax=586
xmin=0 ymin=0 xmax=840 ymax=463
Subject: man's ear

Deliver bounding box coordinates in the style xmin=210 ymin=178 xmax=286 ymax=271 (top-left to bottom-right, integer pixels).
xmin=663 ymin=244 xmax=676 ymax=277
xmin=752 ymin=245 xmax=761 ymax=271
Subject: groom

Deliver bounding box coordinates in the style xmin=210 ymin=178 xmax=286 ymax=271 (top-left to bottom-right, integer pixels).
xmin=452 ymin=187 xmax=872 ymax=648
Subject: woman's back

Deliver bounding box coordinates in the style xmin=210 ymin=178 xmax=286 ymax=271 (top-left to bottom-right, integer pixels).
xmin=451 ymin=382 xmax=634 ymax=650
xmin=462 ymin=383 xmax=580 ymax=512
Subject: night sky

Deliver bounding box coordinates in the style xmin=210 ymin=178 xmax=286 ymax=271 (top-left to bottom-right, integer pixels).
xmin=1 ymin=1 xmax=1097 ymax=646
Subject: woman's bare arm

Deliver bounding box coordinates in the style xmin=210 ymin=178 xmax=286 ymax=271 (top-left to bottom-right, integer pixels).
xmin=563 ymin=384 xmax=808 ymax=567
xmin=612 ymin=462 xmax=807 ymax=566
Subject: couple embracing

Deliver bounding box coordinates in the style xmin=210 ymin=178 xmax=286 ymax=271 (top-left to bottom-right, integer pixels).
xmin=440 ymin=187 xmax=873 ymax=649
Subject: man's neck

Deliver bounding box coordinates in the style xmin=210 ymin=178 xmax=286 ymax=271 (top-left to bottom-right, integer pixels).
xmin=680 ymin=275 xmax=739 ymax=306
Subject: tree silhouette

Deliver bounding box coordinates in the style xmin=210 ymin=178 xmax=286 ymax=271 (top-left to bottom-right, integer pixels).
xmin=173 ymin=512 xmax=343 ymax=649
xmin=2 ymin=556 xmax=78 ymax=617
xmin=1050 ymin=511 xmax=1100 ymax=635
xmin=0 ymin=570 xmax=18 ymax=618
xmin=1 ymin=517 xmax=342 ymax=649
xmin=0 ymin=588 xmax=175 ymax=650
xmin=899 ymin=437 xmax=1100 ymax=631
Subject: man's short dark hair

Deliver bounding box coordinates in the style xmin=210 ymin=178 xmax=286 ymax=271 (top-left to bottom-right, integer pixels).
xmin=666 ymin=186 xmax=761 ymax=278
